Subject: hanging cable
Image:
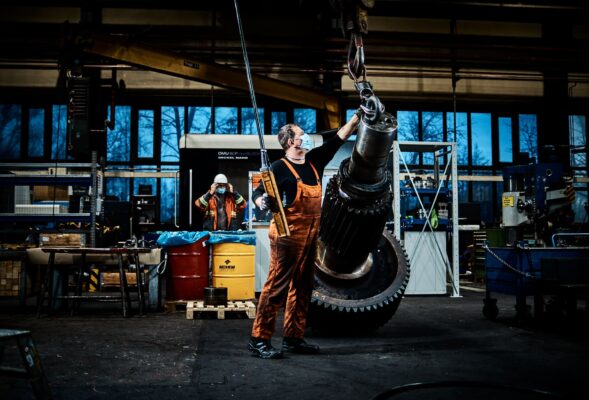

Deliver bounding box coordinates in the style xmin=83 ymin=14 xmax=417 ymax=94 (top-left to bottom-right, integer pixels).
xmin=233 ymin=0 xmax=290 ymax=237
xmin=233 ymin=0 xmax=266 ymax=168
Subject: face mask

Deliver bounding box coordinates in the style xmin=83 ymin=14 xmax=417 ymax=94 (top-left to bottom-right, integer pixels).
xmin=299 ymin=133 xmax=314 ymax=151
xmin=216 ymin=187 xmax=226 ymax=195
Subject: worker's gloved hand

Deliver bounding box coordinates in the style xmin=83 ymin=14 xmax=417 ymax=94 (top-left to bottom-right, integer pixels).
xmin=259 ymin=193 xmax=277 ymax=212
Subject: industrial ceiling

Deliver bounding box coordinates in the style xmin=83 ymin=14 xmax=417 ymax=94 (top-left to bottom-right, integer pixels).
xmin=0 ymin=0 xmax=588 ymax=100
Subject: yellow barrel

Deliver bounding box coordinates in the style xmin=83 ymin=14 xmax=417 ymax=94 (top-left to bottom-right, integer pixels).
xmin=211 ymin=242 xmax=255 ymax=300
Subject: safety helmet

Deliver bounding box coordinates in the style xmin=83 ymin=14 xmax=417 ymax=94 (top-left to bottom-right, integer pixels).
xmin=213 ymin=173 xmax=228 ymax=184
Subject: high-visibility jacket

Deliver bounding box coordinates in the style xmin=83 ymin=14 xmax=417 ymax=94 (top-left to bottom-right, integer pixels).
xmin=195 ymin=191 xmax=246 ymax=231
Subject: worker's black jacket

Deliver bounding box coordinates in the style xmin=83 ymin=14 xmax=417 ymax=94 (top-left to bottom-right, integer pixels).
xmin=253 ymin=135 xmax=345 ymax=207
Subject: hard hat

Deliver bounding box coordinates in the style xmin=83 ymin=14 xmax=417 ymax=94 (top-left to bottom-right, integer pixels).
xmin=213 ymin=173 xmax=228 ymax=184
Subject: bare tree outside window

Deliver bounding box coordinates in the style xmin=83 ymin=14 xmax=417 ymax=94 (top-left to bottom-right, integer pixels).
xmin=241 ymin=107 xmax=264 ymax=135
xmin=215 ymin=107 xmax=238 ymax=134
xmin=161 ymin=106 xmax=185 ymax=162
xmin=397 ymin=111 xmax=419 ymax=164
xmin=446 ymin=112 xmax=468 ymax=165
xmin=52 ymin=105 xmax=67 ymax=160
xmin=138 ymin=110 xmax=154 ymax=158
xmin=0 ymin=104 xmax=21 ymax=160
xmin=271 ymin=112 xmax=286 ymax=134
xmin=422 ymin=111 xmax=444 ymax=164
xmin=160 ymin=165 xmax=178 ymax=224
xmin=519 ymin=114 xmax=538 ymax=161
xmin=570 ymin=115 xmax=586 ymax=169
xmin=107 ymin=106 xmax=131 ymax=162
xmin=28 ymin=108 xmax=44 ymax=158
xmin=294 ymin=108 xmax=316 ymax=133
xmin=106 ymin=165 xmax=130 ymax=202
xmin=187 ymin=106 xmax=211 ymax=134
xmin=569 ymin=115 xmax=587 ymax=223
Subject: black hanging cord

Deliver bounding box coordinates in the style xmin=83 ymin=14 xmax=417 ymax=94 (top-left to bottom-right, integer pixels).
xmin=233 ymin=0 xmax=269 ymax=169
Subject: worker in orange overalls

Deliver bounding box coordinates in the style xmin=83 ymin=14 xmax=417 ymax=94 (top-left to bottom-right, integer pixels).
xmin=195 ymin=173 xmax=246 ymax=231
xmin=249 ymin=113 xmax=360 ymax=359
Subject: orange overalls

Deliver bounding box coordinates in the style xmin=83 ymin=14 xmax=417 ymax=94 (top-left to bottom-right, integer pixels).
xmin=251 ymin=159 xmax=322 ymax=340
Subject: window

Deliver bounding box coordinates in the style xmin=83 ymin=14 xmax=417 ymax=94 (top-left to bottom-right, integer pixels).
xmin=133 ymin=165 xmax=157 ymax=196
xmin=214 ymin=107 xmax=238 ymax=134
xmin=422 ymin=111 xmax=443 ymax=164
xmin=51 ymin=105 xmax=67 ymax=160
xmin=106 ymin=165 xmax=130 ymax=202
xmin=397 ymin=111 xmax=419 ymax=164
xmin=28 ymin=108 xmax=44 ymax=158
xmin=0 ymin=104 xmax=21 ymax=160
xmin=187 ymin=106 xmax=211 ymax=134
xmin=569 ymin=115 xmax=587 ymax=223
xmin=241 ymin=107 xmax=264 ymax=135
xmin=161 ymin=106 xmax=184 ymax=162
xmin=570 ymin=115 xmax=586 ymax=169
xmin=498 ymin=117 xmax=513 ymax=163
xmin=271 ymin=112 xmax=286 ymax=134
xmin=519 ymin=114 xmax=538 ymax=161
xmin=447 ymin=112 xmax=468 ymax=165
xmin=471 ymin=113 xmax=492 ymax=166
xmin=294 ymin=108 xmax=316 ymax=133
xmin=457 ymin=171 xmax=469 ymax=203
xmin=472 ymin=171 xmax=495 ymax=225
xmin=160 ymin=165 xmax=178 ymax=224
xmin=138 ymin=110 xmax=154 ymax=158
xmin=107 ymin=106 xmax=131 ymax=162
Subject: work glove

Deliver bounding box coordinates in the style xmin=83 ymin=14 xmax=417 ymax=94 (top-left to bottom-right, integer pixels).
xmin=259 ymin=193 xmax=278 ymax=212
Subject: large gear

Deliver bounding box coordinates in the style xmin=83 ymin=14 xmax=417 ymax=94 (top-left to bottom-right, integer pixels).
xmin=309 ymin=229 xmax=409 ymax=332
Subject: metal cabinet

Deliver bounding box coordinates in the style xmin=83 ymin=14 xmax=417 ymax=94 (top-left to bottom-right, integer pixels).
xmin=392 ymin=141 xmax=460 ymax=297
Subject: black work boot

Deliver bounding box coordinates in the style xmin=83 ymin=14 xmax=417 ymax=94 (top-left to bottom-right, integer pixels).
xmin=248 ymin=337 xmax=283 ymax=359
xmin=282 ymin=337 xmax=320 ymax=355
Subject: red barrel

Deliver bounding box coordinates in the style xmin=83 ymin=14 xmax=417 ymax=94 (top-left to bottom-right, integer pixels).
xmin=166 ymin=235 xmax=209 ymax=300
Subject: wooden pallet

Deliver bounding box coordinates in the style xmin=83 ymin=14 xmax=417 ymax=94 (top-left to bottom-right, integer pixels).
xmin=186 ymin=300 xmax=256 ymax=320
xmin=165 ymin=300 xmax=188 ymax=313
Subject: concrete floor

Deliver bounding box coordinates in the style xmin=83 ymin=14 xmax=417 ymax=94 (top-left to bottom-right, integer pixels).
xmin=0 ymin=287 xmax=587 ymax=400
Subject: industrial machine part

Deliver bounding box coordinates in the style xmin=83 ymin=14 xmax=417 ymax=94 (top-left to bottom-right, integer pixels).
xmin=308 ymin=0 xmax=409 ymax=331
xmin=501 ymin=163 xmax=575 ymax=245
xmin=309 ymin=110 xmax=410 ymax=331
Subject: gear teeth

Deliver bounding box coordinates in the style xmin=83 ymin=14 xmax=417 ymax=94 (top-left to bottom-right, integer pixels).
xmin=310 ymin=231 xmax=410 ymax=331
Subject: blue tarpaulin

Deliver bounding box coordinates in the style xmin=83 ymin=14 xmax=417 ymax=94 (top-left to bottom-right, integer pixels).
xmin=156 ymin=231 xmax=210 ymax=247
xmin=208 ymin=231 xmax=256 ymax=246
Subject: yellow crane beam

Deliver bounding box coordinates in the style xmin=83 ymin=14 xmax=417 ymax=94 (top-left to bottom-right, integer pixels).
xmin=79 ymin=34 xmax=341 ymax=129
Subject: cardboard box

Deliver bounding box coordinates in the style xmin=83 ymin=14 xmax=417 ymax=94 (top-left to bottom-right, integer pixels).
xmin=101 ymin=272 xmax=141 ymax=287
xmin=0 ymin=260 xmax=28 ymax=297
xmin=39 ymin=233 xmax=86 ymax=247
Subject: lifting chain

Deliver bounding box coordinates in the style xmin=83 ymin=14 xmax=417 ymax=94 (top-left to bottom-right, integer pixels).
xmin=345 ymin=17 xmax=383 ymax=124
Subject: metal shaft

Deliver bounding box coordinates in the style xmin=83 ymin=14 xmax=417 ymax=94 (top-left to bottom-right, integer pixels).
xmin=317 ymin=112 xmax=397 ymax=275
